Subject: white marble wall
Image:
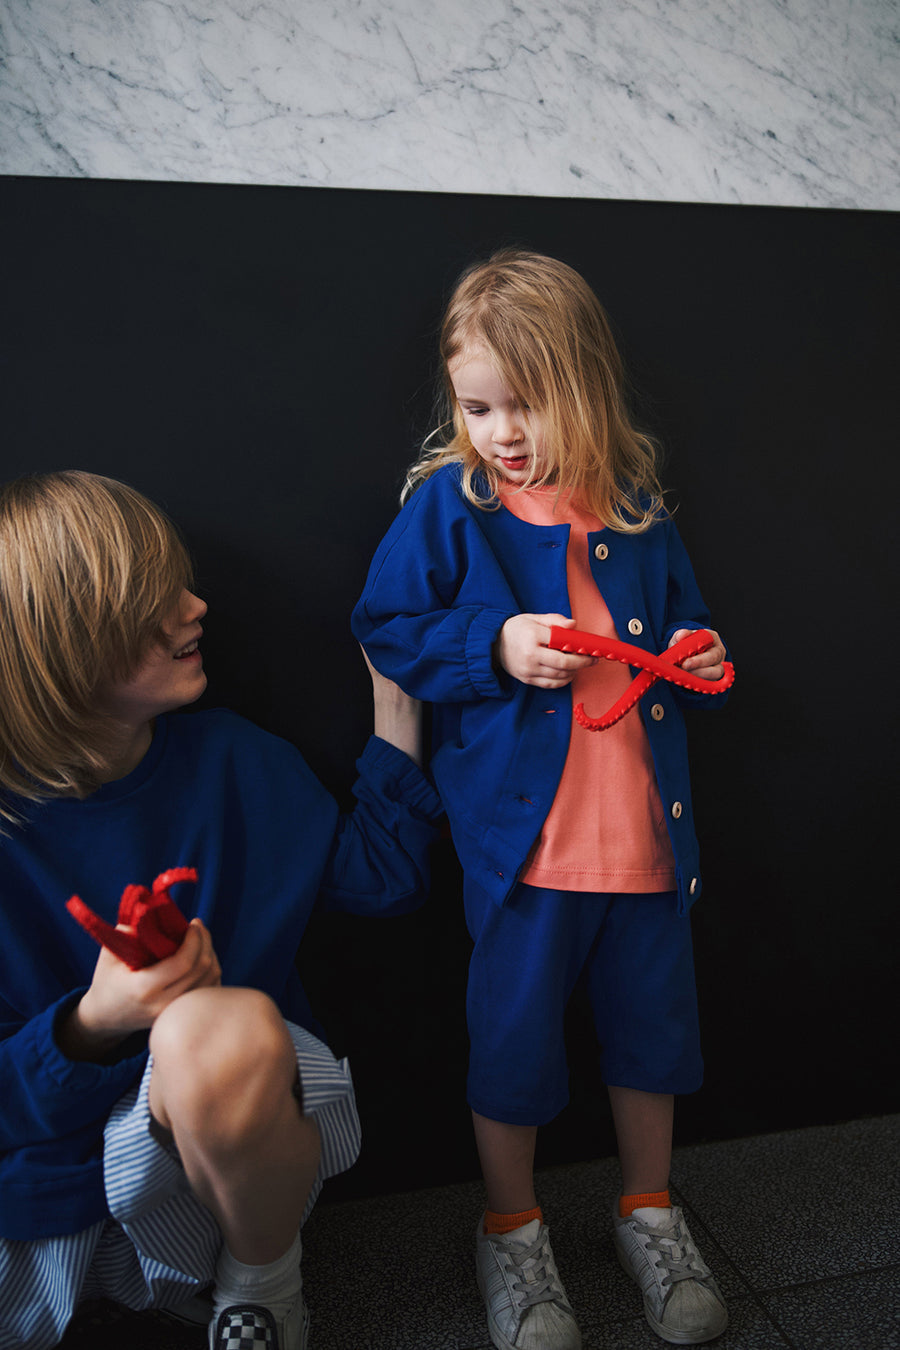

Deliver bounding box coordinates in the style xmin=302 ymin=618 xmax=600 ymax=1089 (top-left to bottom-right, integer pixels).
xmin=1 ymin=0 xmax=897 ymax=209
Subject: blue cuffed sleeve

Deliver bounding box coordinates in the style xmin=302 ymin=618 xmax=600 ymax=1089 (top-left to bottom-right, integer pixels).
xmin=318 ymin=737 xmax=443 ymax=916
xmin=352 ymin=472 xmax=517 ymax=703
xmin=0 ymin=992 xmax=146 ymax=1151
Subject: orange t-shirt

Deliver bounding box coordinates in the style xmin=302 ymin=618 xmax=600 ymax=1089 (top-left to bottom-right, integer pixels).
xmin=500 ymin=486 xmax=676 ymax=894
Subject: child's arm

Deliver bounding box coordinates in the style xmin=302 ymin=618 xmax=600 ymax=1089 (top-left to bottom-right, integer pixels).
xmin=352 ymin=479 xmax=516 ymax=704
xmin=0 ymin=1002 xmax=132 ymax=1152
xmin=0 ymin=917 xmax=221 ymax=1153
xmin=313 ymin=650 xmax=443 ymax=917
xmin=56 ymin=917 xmax=221 ymax=1062
xmin=0 ymin=912 xmax=215 ymax=1144
xmin=2 ymin=928 xmax=221 ymax=1162
xmin=364 ymin=646 xmax=423 ymax=767
xmin=315 ymin=737 xmax=442 ymax=917
xmin=356 ymin=594 xmax=515 ymax=705
xmin=496 ymin=614 xmax=598 ymax=688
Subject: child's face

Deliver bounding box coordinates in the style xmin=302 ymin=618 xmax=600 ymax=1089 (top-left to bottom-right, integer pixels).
xmin=448 ymin=351 xmax=544 ymax=484
xmin=97 ymin=588 xmax=208 ymax=729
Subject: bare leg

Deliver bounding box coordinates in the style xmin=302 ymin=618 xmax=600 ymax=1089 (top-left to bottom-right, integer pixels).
xmin=148 ymin=986 xmax=320 ymax=1264
xmin=608 ymin=1087 xmax=729 ymax=1341
xmin=607 ymin=1086 xmax=673 ymax=1196
xmin=471 ymin=1111 xmax=583 ymax=1348
xmin=472 ymin=1110 xmax=538 ymax=1214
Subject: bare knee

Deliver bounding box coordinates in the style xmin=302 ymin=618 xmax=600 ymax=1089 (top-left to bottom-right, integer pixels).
xmin=149 ymin=987 xmax=297 ymax=1145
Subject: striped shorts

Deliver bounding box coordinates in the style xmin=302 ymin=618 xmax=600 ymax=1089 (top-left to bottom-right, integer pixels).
xmin=0 ymin=1021 xmax=360 ymax=1350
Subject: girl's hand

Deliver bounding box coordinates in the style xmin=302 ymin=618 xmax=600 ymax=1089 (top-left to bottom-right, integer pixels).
xmin=59 ymin=919 xmax=221 ymax=1062
xmin=496 ymin=614 xmax=596 ymax=688
xmin=669 ymin=628 xmax=726 ymax=681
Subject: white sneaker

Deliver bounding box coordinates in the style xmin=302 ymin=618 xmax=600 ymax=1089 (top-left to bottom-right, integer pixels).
xmin=475 ymin=1215 xmax=582 ymax=1350
xmin=209 ymin=1293 xmax=309 ymax=1350
xmin=612 ymin=1203 xmax=728 ymax=1344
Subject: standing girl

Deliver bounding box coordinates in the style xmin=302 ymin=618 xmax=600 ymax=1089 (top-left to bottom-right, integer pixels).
xmin=0 ymin=470 xmax=440 ymax=1350
xmin=353 ymin=250 xmax=730 ymax=1348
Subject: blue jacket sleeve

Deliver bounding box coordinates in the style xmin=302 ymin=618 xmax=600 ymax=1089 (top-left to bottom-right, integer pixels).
xmin=0 ymin=992 xmax=146 ymax=1151
xmin=661 ymin=519 xmax=731 ymax=711
xmin=352 ymin=478 xmax=515 ymax=703
xmin=317 ymin=737 xmax=444 ymax=915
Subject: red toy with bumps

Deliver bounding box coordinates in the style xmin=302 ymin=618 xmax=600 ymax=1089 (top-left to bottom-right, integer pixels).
xmin=547 ymin=626 xmax=735 ymax=731
xmin=66 ymin=868 xmax=196 ymax=969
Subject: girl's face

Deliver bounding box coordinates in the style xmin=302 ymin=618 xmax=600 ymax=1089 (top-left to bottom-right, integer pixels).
xmin=97 ymin=588 xmax=208 ymax=730
xmin=448 ymin=351 xmax=544 ymax=484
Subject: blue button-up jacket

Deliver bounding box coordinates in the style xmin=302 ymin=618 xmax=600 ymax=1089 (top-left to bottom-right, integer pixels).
xmin=353 ymin=465 xmax=725 ymax=915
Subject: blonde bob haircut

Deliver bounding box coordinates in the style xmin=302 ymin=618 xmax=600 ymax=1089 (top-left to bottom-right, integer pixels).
xmin=403 ymin=249 xmax=666 ymax=531
xmin=0 ymin=470 xmax=193 ymax=816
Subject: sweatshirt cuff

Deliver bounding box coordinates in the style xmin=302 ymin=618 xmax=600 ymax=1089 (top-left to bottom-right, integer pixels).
xmin=357 ymin=737 xmax=443 ymax=820
xmin=464 ymin=608 xmax=516 ymax=697
xmin=42 ymin=992 xmax=147 ymax=1087
xmin=0 ymin=993 xmax=150 ymax=1139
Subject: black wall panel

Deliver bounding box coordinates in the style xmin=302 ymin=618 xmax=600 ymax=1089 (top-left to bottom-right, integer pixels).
xmin=3 ymin=177 xmax=897 ymax=1200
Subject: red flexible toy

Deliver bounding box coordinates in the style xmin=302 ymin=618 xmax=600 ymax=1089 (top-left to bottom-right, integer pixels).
xmin=66 ymin=868 xmax=196 ymax=969
xmin=547 ymin=626 xmax=734 ymax=732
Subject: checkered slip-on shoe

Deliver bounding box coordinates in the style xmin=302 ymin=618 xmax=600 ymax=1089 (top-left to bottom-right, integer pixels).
xmin=210 ymin=1298 xmax=310 ymax=1350
xmin=612 ymin=1203 xmax=728 ymax=1344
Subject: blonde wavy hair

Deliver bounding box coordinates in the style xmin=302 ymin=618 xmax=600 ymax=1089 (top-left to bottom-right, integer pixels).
xmin=402 ymin=249 xmax=666 ymax=530
xmin=0 ymin=470 xmax=193 ymax=818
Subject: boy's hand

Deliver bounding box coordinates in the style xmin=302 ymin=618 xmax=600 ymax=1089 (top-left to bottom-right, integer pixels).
xmin=496 ymin=614 xmax=597 ymax=688
xmin=669 ymin=628 xmax=726 ymax=680
xmin=59 ymin=919 xmax=221 ymax=1062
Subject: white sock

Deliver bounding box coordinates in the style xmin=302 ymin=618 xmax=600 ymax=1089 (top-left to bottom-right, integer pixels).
xmin=213 ymin=1230 xmax=303 ymax=1321
xmin=632 ymin=1206 xmax=674 ymax=1227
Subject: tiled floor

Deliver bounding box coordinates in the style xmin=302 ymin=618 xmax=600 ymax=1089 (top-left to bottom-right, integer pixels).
xmin=61 ymin=1114 xmax=900 ymax=1349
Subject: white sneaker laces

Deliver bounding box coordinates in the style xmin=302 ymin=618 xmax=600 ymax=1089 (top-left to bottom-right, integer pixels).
xmin=635 ymin=1214 xmax=710 ymax=1289
xmin=504 ymin=1230 xmax=567 ymax=1310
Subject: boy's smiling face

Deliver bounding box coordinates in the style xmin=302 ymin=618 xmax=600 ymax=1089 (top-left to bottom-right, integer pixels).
xmin=448 ymin=350 xmax=545 ymax=484
xmin=97 ymin=588 xmax=208 ymax=732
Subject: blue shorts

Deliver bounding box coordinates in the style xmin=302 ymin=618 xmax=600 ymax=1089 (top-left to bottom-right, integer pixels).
xmin=465 ymin=880 xmax=703 ymax=1125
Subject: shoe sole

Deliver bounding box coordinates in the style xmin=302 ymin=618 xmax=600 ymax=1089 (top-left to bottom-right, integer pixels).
xmin=476 ymin=1264 xmax=583 ymax=1350
xmin=614 ymin=1242 xmax=729 ymax=1345
xmin=476 ymin=1260 xmax=522 ymax=1350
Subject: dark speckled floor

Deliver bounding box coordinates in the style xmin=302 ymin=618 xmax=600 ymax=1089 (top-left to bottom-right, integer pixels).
xmin=60 ymin=1114 xmax=900 ymax=1350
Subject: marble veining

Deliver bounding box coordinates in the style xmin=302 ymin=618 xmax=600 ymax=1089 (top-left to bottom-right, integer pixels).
xmin=1 ymin=0 xmax=897 ymax=209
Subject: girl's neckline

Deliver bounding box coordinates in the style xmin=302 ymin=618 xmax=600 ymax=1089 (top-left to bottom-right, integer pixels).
xmin=498 ymin=482 xmax=605 ymax=530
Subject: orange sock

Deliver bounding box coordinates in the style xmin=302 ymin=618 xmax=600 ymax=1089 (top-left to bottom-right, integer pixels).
xmin=619 ymin=1190 xmax=670 ymax=1218
xmin=483 ymin=1206 xmax=543 ymax=1235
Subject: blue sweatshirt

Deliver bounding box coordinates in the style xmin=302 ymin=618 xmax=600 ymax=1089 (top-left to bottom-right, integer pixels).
xmin=352 ymin=464 xmax=726 ymax=914
xmin=0 ymin=709 xmax=441 ymax=1241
